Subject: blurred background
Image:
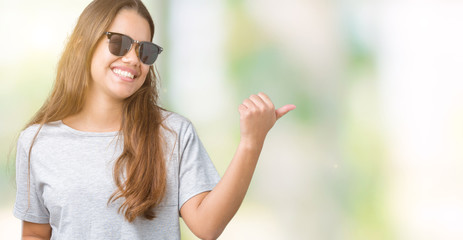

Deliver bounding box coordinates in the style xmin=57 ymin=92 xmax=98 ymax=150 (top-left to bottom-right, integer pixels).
xmin=1 ymin=0 xmax=463 ymax=239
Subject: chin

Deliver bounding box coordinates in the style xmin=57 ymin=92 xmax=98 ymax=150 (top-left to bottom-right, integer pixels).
xmin=118 ymin=91 xmax=137 ymax=100
xmin=108 ymin=88 xmax=137 ymax=100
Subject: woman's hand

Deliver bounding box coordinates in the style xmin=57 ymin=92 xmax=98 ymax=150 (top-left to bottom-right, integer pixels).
xmin=238 ymin=92 xmax=296 ymax=144
xmin=180 ymin=92 xmax=295 ymax=239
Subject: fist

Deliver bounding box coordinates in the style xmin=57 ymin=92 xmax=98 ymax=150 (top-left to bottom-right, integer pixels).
xmin=238 ymin=92 xmax=295 ymax=143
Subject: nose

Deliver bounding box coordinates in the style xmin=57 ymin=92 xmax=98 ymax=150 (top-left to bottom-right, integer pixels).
xmin=121 ymin=43 xmax=140 ymax=65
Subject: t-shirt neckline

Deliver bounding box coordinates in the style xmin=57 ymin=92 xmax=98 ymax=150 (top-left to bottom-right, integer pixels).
xmin=57 ymin=120 xmax=120 ymax=137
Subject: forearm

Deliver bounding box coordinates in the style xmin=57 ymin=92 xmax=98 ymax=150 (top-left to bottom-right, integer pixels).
xmin=23 ymin=237 xmax=49 ymax=240
xmin=181 ymin=93 xmax=295 ymax=239
xmin=197 ymin=138 xmax=264 ymax=236
xmin=22 ymin=221 xmax=51 ymax=240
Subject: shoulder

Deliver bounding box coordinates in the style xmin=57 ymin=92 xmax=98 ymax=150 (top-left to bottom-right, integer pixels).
xmin=160 ymin=110 xmax=201 ymax=145
xmin=18 ymin=121 xmax=63 ymax=149
xmin=161 ymin=110 xmax=193 ymax=132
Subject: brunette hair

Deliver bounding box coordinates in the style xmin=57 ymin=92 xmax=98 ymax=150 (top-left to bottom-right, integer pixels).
xmin=25 ymin=0 xmax=166 ymax=222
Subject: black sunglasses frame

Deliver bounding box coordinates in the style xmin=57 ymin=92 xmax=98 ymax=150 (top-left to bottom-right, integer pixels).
xmin=104 ymin=32 xmax=163 ymax=65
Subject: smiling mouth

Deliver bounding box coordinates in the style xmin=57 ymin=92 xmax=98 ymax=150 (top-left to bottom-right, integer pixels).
xmin=112 ymin=68 xmax=136 ymax=79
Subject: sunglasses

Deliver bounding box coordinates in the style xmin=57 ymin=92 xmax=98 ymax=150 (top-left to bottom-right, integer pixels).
xmin=104 ymin=32 xmax=163 ymax=65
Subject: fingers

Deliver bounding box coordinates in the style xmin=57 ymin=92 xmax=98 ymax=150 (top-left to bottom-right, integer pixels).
xmin=275 ymin=104 xmax=296 ymax=120
xmin=241 ymin=93 xmax=270 ymax=112
xmin=257 ymin=92 xmax=274 ymax=109
xmin=241 ymin=98 xmax=255 ymax=110
xmin=238 ymin=103 xmax=247 ymax=113
xmin=244 ymin=92 xmax=274 ymax=109
xmin=249 ymin=95 xmax=267 ymax=111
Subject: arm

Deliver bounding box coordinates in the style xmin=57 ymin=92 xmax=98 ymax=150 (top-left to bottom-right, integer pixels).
xmin=22 ymin=221 xmax=52 ymax=240
xmin=180 ymin=92 xmax=296 ymax=240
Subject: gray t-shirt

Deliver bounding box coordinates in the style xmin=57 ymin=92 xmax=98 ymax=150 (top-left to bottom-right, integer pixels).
xmin=13 ymin=112 xmax=220 ymax=240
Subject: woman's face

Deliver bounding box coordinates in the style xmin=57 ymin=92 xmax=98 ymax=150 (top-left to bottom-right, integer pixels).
xmin=90 ymin=9 xmax=151 ymax=101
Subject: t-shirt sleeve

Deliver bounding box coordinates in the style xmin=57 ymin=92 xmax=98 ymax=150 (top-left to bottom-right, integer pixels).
xmin=13 ymin=131 xmax=50 ymax=223
xmin=178 ymin=122 xmax=220 ymax=211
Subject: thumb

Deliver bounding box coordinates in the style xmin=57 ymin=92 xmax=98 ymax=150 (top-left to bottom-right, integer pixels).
xmin=275 ymin=104 xmax=296 ymax=120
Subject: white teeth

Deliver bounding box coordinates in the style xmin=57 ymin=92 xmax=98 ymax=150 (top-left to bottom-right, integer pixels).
xmin=113 ymin=68 xmax=135 ymax=79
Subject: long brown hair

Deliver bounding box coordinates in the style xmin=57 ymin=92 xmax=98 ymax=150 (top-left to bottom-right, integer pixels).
xmin=25 ymin=0 xmax=166 ymax=222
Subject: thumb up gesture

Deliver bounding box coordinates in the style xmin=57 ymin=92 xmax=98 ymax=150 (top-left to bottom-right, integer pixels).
xmin=238 ymin=92 xmax=296 ymax=143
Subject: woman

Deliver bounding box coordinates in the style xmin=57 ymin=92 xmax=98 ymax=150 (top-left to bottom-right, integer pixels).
xmin=13 ymin=0 xmax=295 ymax=239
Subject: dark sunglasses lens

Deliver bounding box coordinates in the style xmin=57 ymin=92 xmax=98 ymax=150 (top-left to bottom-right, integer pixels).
xmin=108 ymin=34 xmax=132 ymax=56
xmin=139 ymin=43 xmax=159 ymax=65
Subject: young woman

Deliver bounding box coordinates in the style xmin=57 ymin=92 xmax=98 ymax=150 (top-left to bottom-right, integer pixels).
xmin=13 ymin=0 xmax=295 ymax=239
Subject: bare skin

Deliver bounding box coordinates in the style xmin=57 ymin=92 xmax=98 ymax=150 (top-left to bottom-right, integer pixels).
xmin=22 ymin=221 xmax=51 ymax=240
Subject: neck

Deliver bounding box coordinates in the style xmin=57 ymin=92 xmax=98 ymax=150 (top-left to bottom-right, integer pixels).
xmin=63 ymin=89 xmax=124 ymax=132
